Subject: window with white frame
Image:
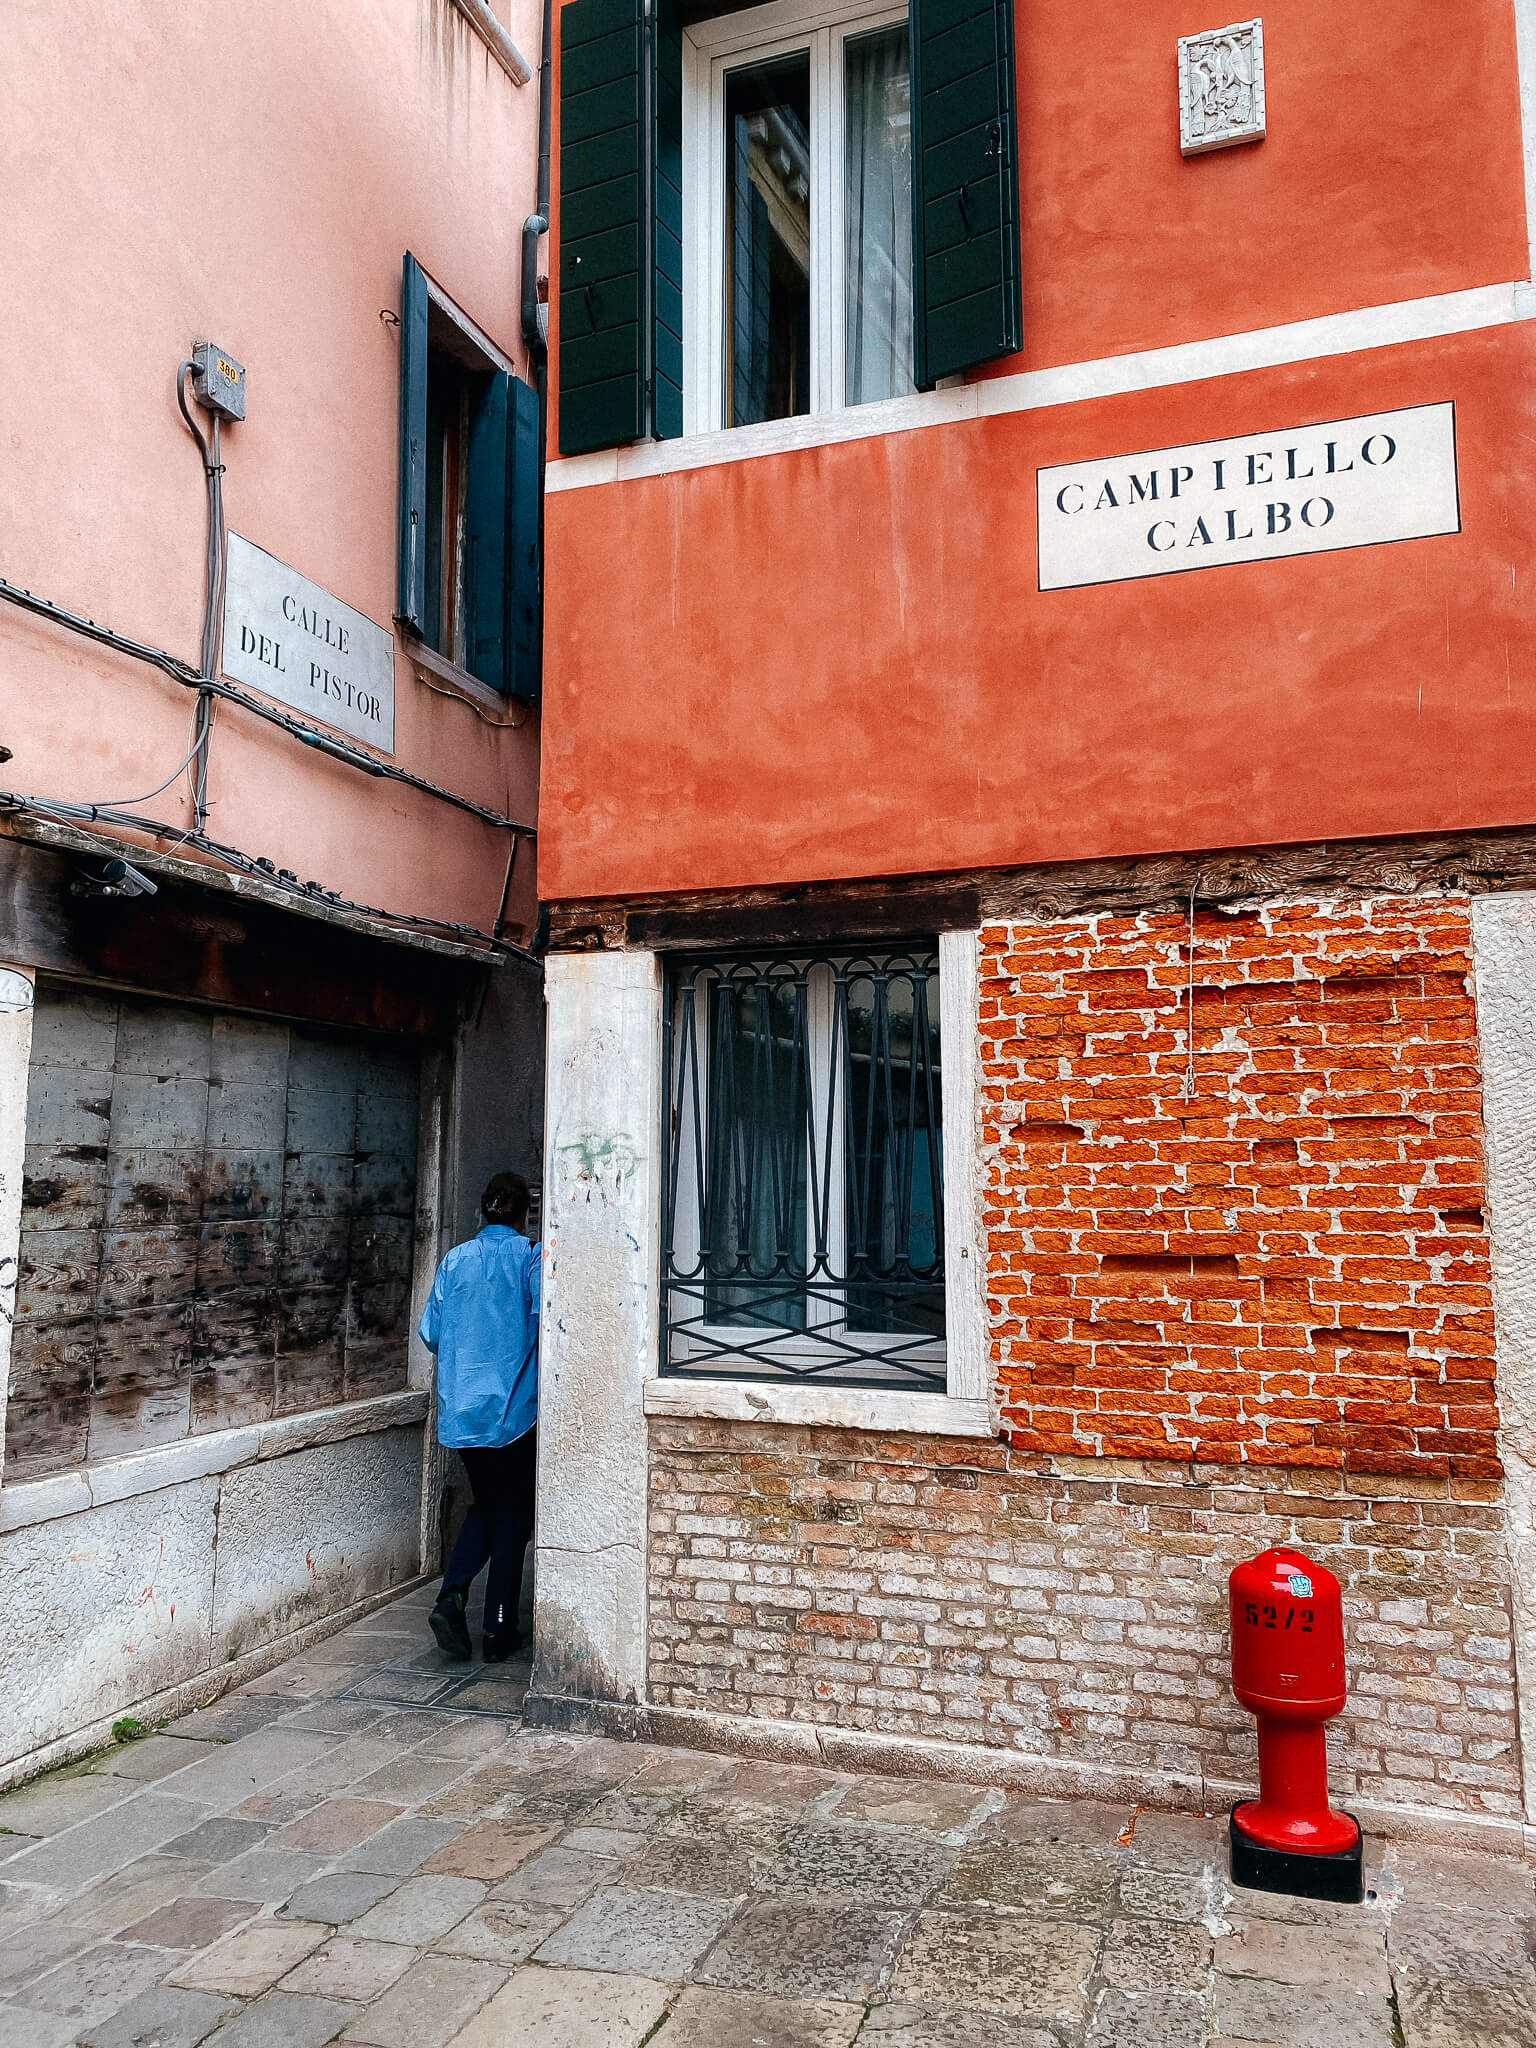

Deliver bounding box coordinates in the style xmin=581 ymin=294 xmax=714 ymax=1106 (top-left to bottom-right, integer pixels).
xmin=661 ymin=945 xmax=945 ymax=1386
xmin=683 ymin=0 xmax=915 ymax=433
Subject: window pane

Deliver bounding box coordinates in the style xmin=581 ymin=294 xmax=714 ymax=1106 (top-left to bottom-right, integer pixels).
xmin=841 ymin=958 xmax=942 ymax=1335
xmin=704 ymin=966 xmax=809 ymax=1330
xmin=844 ymin=25 xmax=913 ymax=407
xmin=725 ymin=54 xmax=812 ymax=427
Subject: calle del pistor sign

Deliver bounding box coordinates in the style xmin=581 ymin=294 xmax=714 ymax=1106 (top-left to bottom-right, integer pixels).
xmin=221 ymin=532 xmax=395 ymax=752
xmin=1036 ymin=401 xmax=1459 ymax=591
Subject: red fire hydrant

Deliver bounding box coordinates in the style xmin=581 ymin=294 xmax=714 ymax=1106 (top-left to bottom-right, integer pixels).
xmin=1228 ymin=1546 xmax=1363 ymax=1903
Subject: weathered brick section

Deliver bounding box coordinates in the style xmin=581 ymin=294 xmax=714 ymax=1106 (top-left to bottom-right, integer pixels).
xmin=647 ymin=1422 xmax=1521 ymax=1819
xmin=979 ymin=899 xmax=1500 ymax=1478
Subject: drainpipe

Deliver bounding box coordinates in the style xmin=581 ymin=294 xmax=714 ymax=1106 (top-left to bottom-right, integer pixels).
xmin=520 ymin=0 xmax=552 ymax=695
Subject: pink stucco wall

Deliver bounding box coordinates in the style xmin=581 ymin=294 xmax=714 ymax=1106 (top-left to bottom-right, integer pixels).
xmin=0 ymin=0 xmax=540 ymax=939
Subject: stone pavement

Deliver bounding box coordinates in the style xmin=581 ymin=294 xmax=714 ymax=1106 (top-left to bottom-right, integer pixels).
xmin=0 ymin=1582 xmax=1532 ymax=2047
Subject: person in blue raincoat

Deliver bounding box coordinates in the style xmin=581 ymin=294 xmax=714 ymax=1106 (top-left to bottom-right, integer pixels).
xmin=418 ymin=1170 xmax=541 ymax=1662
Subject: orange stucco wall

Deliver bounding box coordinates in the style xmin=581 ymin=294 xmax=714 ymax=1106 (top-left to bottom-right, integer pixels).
xmin=542 ymin=318 xmax=1536 ymax=899
xmin=540 ymin=2 xmax=1533 ymax=902
xmin=1 ymin=0 xmax=541 ymax=940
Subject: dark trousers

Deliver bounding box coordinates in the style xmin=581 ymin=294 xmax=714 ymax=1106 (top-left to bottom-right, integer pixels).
xmin=442 ymin=1430 xmax=537 ymax=1640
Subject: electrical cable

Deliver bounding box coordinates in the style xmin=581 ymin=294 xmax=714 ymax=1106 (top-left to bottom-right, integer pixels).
xmin=176 ymin=363 xmax=225 ymax=829
xmin=0 ymin=577 xmax=536 ymax=836
xmin=83 ymin=726 xmax=213 ymax=808
xmin=414 ymin=669 xmax=529 ymax=730
xmin=0 ymin=788 xmax=535 ymax=959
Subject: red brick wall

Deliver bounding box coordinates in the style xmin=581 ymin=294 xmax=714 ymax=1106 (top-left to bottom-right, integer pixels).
xmin=980 ymin=899 xmax=1500 ymax=1480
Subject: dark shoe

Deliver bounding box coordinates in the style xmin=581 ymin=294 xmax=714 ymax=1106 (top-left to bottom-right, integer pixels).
xmin=430 ymin=1588 xmax=472 ymax=1662
xmin=483 ymin=1631 xmax=522 ymax=1664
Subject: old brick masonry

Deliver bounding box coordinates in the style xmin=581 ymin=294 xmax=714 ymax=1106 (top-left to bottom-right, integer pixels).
xmin=646 ymin=898 xmax=1520 ymax=1822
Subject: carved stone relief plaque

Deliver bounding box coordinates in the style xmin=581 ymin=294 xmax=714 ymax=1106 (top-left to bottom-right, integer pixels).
xmin=1178 ymin=19 xmax=1266 ymax=155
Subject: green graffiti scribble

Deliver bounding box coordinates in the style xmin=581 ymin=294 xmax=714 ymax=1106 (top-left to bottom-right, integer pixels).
xmin=558 ymin=1133 xmax=641 ymax=1188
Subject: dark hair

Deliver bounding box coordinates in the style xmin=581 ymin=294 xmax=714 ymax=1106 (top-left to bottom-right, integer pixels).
xmin=481 ymin=1171 xmax=531 ymax=1227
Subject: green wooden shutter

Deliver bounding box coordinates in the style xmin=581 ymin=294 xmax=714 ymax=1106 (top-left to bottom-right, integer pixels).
xmin=508 ymin=375 xmax=541 ymax=701
xmin=396 ymin=253 xmax=429 ymax=627
xmin=465 ymin=372 xmax=510 ymax=691
xmin=910 ymin=0 xmax=1022 ymax=389
xmin=652 ymin=0 xmax=683 ymax=441
xmin=465 ymin=372 xmax=542 ymax=700
xmin=559 ymin=0 xmax=646 ymax=454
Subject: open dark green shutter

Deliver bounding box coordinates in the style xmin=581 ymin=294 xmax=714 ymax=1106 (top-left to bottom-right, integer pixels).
xmin=910 ymin=0 xmax=1021 ymax=389
xmin=465 ymin=372 xmax=510 ymax=691
xmin=652 ymin=0 xmax=683 ymax=441
xmin=465 ymin=372 xmax=541 ymax=700
xmin=508 ymin=375 xmax=541 ymax=701
xmin=559 ymin=0 xmax=645 ymax=454
xmin=396 ymin=253 xmax=429 ymax=627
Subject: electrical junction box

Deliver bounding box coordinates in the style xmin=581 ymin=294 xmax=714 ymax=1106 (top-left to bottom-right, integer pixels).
xmin=192 ymin=341 xmax=246 ymax=420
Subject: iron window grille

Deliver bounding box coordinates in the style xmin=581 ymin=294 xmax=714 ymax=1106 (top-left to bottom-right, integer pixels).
xmin=662 ymin=944 xmax=944 ymax=1388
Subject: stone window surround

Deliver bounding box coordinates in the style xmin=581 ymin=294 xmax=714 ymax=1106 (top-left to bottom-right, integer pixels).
xmin=641 ymin=925 xmax=992 ymax=1436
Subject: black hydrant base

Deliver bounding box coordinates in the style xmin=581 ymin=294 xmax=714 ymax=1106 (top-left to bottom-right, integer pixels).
xmin=1228 ymin=1812 xmax=1365 ymax=1905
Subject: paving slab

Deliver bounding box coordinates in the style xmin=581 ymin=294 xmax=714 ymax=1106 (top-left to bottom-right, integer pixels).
xmin=93 ymin=1738 xmax=222 ymax=1785
xmin=855 ymin=2008 xmax=1058 ymax=2047
xmin=347 ymin=1756 xmax=469 ymax=1807
xmin=164 ymin=1817 xmax=272 ymax=1865
xmin=1101 ymin=1916 xmax=1215 ymax=1992
xmin=1117 ymin=1866 xmax=1211 ymax=1922
xmin=1389 ymin=1907 xmax=1536 ymax=1986
xmin=889 ymin=1910 xmax=1100 ymax=2021
xmin=171 ymin=1919 xmax=327 ymax=1996
xmin=985 ymin=1795 xmax=1133 ymax=1852
xmin=625 ymin=1832 xmax=762 ymax=1898
xmin=942 ymin=1840 xmax=1118 ymax=1919
xmin=12 ymin=1937 xmax=176 ymax=2023
xmin=211 ymin=1847 xmax=326 ymax=1904
xmin=77 ymin=1984 xmax=242 ymax=2047
xmin=166 ymin=1698 xmax=290 ymax=1743
xmin=118 ymin=1894 xmax=258 ymax=1949
xmin=338 ymin=1953 xmax=506 ymax=2046
xmin=271 ymin=1799 xmax=403 ymax=1856
xmin=1128 ymin=1812 xmax=1226 ymax=1875
xmin=1216 ymin=1915 xmax=1391 ymax=1990
xmin=234 ymin=1790 xmax=322 ymax=1826
xmin=0 ymin=2003 xmax=78 ymax=2045
xmin=0 ymin=1773 xmax=132 ymax=1836
xmin=442 ymin=1964 xmax=672 ymax=2048
xmin=422 ymin=1821 xmax=555 ymax=1882
xmin=652 ymin=1986 xmax=865 ymax=2046
xmin=345 ymin=1816 xmax=466 ymax=1876
xmin=433 ymin=1899 xmax=565 ymax=1966
xmin=830 ymin=1778 xmax=997 ymax=1837
xmin=284 ymin=1870 xmax=403 ymax=1925
xmin=1388 ymin=1851 xmax=1536 ymax=1922
xmin=346 ymin=1873 xmax=487 ymax=1945
xmin=697 ymin=1898 xmax=908 ymax=2001
xmin=1397 ymin=1974 xmax=1536 ymax=2048
xmin=494 ymin=1844 xmax=624 ymax=1907
xmin=769 ymin=1823 xmax=953 ymax=1906
xmin=74 ymin=1854 xmax=216 ymax=1936
xmin=1213 ymin=1973 xmax=1396 ymax=2047
xmin=534 ymin=1881 xmax=734 ymax=1976
xmin=280 ymin=1937 xmax=418 ymax=2001
xmin=1086 ymin=1988 xmax=1208 ymax=2047
xmin=3 ymin=1795 xmax=209 ymax=1891
xmin=202 ymin=1990 xmax=360 ymax=2047
xmin=164 ymin=1732 xmax=338 ymax=1810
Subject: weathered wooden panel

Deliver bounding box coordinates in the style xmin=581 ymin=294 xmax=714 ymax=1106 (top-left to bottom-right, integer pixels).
xmin=8 ymin=980 xmax=420 ymax=1478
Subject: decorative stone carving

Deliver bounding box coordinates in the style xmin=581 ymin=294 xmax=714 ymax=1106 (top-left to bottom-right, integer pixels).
xmin=1178 ymin=19 xmax=1265 ymax=155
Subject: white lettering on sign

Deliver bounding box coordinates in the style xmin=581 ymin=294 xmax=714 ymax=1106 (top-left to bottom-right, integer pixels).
xmin=221 ymin=534 xmax=395 ymax=753
xmin=1036 ymin=402 xmax=1459 ymax=592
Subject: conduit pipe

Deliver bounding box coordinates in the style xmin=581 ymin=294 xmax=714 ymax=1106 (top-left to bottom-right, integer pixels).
xmin=451 ymin=0 xmax=534 ymax=84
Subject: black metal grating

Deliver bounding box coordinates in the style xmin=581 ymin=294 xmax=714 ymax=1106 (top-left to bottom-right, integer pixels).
xmin=661 ymin=945 xmax=945 ymax=1388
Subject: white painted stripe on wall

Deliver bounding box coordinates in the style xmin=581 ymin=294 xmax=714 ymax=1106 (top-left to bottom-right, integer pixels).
xmin=548 ymin=282 xmax=1532 ymax=493
xmin=1517 ymin=0 xmax=1536 ymax=285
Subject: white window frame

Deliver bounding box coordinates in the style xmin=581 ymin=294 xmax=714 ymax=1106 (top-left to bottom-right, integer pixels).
xmin=644 ymin=927 xmax=990 ymax=1435
xmin=682 ymin=0 xmax=911 ymax=437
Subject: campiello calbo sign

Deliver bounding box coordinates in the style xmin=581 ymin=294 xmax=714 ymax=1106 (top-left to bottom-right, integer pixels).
xmin=1036 ymin=402 xmax=1460 ymax=592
